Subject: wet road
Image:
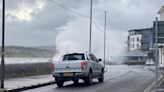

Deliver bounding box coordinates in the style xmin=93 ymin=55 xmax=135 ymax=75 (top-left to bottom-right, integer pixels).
xmin=23 ymin=65 xmax=156 ymax=92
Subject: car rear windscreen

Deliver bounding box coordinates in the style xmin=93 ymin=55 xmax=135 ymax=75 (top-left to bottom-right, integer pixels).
xmin=63 ymin=54 xmax=85 ymax=60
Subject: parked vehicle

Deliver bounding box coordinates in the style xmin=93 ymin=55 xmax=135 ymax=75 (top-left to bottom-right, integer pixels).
xmin=52 ymin=52 xmax=104 ymax=87
xmin=145 ymin=59 xmax=155 ymax=66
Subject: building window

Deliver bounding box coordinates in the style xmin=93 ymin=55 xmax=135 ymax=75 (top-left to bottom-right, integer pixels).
xmin=133 ymin=38 xmax=134 ymax=42
xmin=133 ymin=44 xmax=134 ymax=48
xmin=137 ymin=44 xmax=139 ymax=48
xmin=137 ymin=37 xmax=139 ymax=41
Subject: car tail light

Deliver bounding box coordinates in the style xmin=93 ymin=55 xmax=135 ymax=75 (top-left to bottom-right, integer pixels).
xmin=52 ymin=63 xmax=54 ymax=72
xmin=81 ymin=62 xmax=85 ymax=71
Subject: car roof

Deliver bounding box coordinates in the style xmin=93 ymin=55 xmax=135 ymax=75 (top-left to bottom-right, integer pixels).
xmin=66 ymin=51 xmax=93 ymax=55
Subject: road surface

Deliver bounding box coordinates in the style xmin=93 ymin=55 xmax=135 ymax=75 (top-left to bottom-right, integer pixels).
xmin=22 ymin=65 xmax=156 ymax=92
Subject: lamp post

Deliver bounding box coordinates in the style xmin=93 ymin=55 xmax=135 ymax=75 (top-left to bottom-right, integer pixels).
xmin=89 ymin=0 xmax=92 ymax=52
xmin=104 ymin=11 xmax=107 ymax=68
xmin=108 ymin=29 xmax=109 ymax=64
xmin=1 ymin=0 xmax=5 ymax=88
xmin=155 ymin=17 xmax=158 ymax=92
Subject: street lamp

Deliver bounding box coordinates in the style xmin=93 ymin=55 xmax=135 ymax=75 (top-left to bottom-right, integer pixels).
xmin=104 ymin=11 xmax=107 ymax=69
xmin=155 ymin=17 xmax=158 ymax=92
xmin=107 ymin=29 xmax=110 ymax=64
xmin=1 ymin=0 xmax=5 ymax=88
xmin=89 ymin=0 xmax=92 ymax=52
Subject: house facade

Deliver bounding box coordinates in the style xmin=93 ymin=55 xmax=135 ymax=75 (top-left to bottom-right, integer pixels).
xmin=127 ymin=28 xmax=153 ymax=58
xmin=153 ymin=6 xmax=164 ymax=68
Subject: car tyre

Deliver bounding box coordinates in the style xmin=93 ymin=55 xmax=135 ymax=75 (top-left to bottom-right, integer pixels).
xmin=84 ymin=71 xmax=92 ymax=85
xmin=98 ymin=70 xmax=104 ymax=82
xmin=55 ymin=79 xmax=64 ymax=87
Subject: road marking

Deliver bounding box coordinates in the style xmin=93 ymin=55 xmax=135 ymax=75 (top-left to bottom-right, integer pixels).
xmin=143 ymin=81 xmax=155 ymax=92
xmin=158 ymin=77 xmax=164 ymax=87
xmin=143 ymin=73 xmax=163 ymax=92
xmin=153 ymin=75 xmax=164 ymax=92
xmin=152 ymin=77 xmax=164 ymax=92
xmin=158 ymin=88 xmax=164 ymax=91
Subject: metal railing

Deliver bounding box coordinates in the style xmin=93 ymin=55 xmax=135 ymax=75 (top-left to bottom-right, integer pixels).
xmin=140 ymin=38 xmax=149 ymax=42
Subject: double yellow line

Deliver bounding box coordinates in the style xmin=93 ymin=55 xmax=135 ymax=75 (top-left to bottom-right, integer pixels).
xmin=152 ymin=77 xmax=164 ymax=92
xmin=143 ymin=73 xmax=163 ymax=92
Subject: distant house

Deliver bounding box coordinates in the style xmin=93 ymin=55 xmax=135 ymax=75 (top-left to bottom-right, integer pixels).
xmin=121 ymin=49 xmax=148 ymax=62
xmin=111 ymin=49 xmax=148 ymax=65
xmin=127 ymin=28 xmax=153 ymax=59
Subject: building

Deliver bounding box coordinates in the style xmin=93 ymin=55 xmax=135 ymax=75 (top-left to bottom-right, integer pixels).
xmin=127 ymin=28 xmax=153 ymax=58
xmin=152 ymin=6 xmax=164 ymax=69
xmin=120 ymin=49 xmax=148 ymax=64
xmin=158 ymin=6 xmax=164 ymax=21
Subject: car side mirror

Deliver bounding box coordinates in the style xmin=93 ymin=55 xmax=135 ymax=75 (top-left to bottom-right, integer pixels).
xmin=98 ymin=58 xmax=102 ymax=62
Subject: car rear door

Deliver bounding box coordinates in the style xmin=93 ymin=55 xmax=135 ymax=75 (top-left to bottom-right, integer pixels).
xmin=91 ymin=55 xmax=102 ymax=75
xmin=89 ymin=54 xmax=100 ymax=77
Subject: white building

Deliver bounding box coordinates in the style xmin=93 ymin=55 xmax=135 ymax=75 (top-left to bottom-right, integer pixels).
xmin=128 ymin=28 xmax=153 ymax=54
xmin=157 ymin=6 xmax=164 ymax=68
xmin=158 ymin=6 xmax=164 ymax=21
xmin=129 ymin=34 xmax=142 ymax=51
xmin=158 ymin=47 xmax=164 ymax=68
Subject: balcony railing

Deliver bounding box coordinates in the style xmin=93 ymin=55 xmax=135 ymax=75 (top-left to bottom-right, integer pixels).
xmin=140 ymin=45 xmax=149 ymax=49
xmin=140 ymin=38 xmax=149 ymax=42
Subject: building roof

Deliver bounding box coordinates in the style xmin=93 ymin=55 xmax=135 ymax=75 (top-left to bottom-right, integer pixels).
xmin=128 ymin=28 xmax=151 ymax=32
xmin=120 ymin=49 xmax=148 ymax=57
xmin=157 ymin=6 xmax=164 ymax=14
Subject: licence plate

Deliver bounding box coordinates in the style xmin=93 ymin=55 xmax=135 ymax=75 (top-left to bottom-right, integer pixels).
xmin=63 ymin=73 xmax=74 ymax=76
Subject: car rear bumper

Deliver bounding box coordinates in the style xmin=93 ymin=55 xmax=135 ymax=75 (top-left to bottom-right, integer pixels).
xmin=52 ymin=72 xmax=88 ymax=79
xmin=146 ymin=64 xmax=155 ymax=65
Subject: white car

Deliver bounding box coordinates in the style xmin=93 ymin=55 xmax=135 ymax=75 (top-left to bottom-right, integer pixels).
xmin=52 ymin=52 xmax=104 ymax=87
xmin=145 ymin=59 xmax=155 ymax=66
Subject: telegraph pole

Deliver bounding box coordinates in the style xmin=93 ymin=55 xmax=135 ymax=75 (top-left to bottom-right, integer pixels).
xmin=89 ymin=0 xmax=92 ymax=52
xmin=1 ymin=0 xmax=5 ymax=88
xmin=104 ymin=11 xmax=107 ymax=69
xmin=155 ymin=17 xmax=158 ymax=92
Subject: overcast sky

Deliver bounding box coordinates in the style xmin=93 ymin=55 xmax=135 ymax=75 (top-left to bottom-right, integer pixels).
xmin=0 ymin=0 xmax=163 ymax=59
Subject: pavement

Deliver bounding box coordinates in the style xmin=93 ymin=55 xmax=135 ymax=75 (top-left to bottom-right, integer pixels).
xmin=146 ymin=66 xmax=164 ymax=92
xmin=0 ymin=74 xmax=55 ymax=92
xmin=0 ymin=66 xmax=109 ymax=92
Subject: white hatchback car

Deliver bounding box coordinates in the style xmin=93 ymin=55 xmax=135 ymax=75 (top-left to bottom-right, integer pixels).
xmin=145 ymin=59 xmax=155 ymax=66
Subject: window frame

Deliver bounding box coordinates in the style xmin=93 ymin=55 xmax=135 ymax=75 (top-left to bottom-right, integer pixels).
xmin=62 ymin=54 xmax=85 ymax=61
xmin=89 ymin=54 xmax=98 ymax=62
xmin=137 ymin=37 xmax=139 ymax=41
xmin=137 ymin=44 xmax=139 ymax=48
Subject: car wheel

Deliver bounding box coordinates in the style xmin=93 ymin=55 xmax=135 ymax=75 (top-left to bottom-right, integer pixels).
xmin=55 ymin=78 xmax=64 ymax=87
xmin=73 ymin=79 xmax=78 ymax=85
xmin=84 ymin=71 xmax=92 ymax=85
xmin=98 ymin=70 xmax=104 ymax=82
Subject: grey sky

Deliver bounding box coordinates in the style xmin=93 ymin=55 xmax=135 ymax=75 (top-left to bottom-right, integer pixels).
xmin=0 ymin=0 xmax=164 ymax=59
xmin=0 ymin=0 xmax=162 ymax=46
